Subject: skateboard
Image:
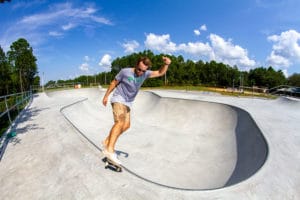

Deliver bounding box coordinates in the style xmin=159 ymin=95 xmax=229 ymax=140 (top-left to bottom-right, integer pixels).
xmin=103 ymin=157 xmax=122 ymax=172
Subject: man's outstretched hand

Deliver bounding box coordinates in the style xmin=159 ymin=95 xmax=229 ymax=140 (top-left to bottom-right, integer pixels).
xmin=162 ymin=56 xmax=171 ymax=65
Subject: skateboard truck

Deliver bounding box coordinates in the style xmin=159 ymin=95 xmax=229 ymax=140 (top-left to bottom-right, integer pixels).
xmin=104 ymin=157 xmax=122 ymax=172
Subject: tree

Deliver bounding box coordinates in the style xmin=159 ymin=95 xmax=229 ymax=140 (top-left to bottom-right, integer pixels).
xmin=45 ymin=80 xmax=56 ymax=88
xmin=248 ymin=67 xmax=265 ymax=86
xmin=7 ymin=38 xmax=37 ymax=92
xmin=33 ymin=76 xmax=40 ymax=86
xmin=0 ymin=45 xmax=12 ymax=96
xmin=265 ymin=67 xmax=286 ymax=88
xmin=248 ymin=67 xmax=286 ymax=88
xmin=43 ymin=50 xmax=289 ymax=90
xmin=288 ymin=73 xmax=300 ymax=87
xmin=0 ymin=0 xmax=12 ymax=3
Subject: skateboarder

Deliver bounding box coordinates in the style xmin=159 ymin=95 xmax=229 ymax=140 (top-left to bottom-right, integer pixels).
xmin=102 ymin=56 xmax=171 ymax=165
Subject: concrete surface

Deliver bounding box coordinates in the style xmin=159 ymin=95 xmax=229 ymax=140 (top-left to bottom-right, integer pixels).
xmin=0 ymin=87 xmax=299 ymax=199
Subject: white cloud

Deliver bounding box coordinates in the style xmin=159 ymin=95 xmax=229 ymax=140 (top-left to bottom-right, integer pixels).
xmin=11 ymin=0 xmax=47 ymax=10
xmin=200 ymin=24 xmax=207 ymax=31
xmin=266 ymin=29 xmax=300 ymax=68
xmin=282 ymin=69 xmax=289 ymax=77
xmin=266 ymin=51 xmax=290 ymax=67
xmin=194 ymin=30 xmax=201 ymax=36
xmin=0 ymin=2 xmax=112 ymax=50
xmin=79 ymin=56 xmax=94 ymax=73
xmin=79 ymin=63 xmax=89 ymax=72
xmin=194 ymin=24 xmax=207 ymax=36
xmin=122 ymin=40 xmax=140 ymax=53
xmin=209 ymin=34 xmax=256 ymax=68
xmin=178 ymin=42 xmax=212 ymax=57
xmin=20 ymin=3 xmax=112 ymax=26
xmin=49 ymin=31 xmax=63 ymax=37
xmin=144 ymin=33 xmax=255 ymax=70
xmin=144 ymin=33 xmax=177 ymax=53
xmin=90 ymin=16 xmax=112 ymax=24
xmin=84 ymin=56 xmax=90 ymax=62
xmin=62 ymin=23 xmax=76 ymax=31
xmin=99 ymin=54 xmax=112 ymax=68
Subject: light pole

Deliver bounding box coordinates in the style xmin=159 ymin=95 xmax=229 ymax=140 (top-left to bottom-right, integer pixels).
xmin=42 ymin=72 xmax=45 ymax=92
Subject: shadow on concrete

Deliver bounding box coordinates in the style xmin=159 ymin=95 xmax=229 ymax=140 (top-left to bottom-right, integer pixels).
xmin=0 ymin=101 xmax=47 ymax=161
xmin=225 ymin=107 xmax=268 ymax=187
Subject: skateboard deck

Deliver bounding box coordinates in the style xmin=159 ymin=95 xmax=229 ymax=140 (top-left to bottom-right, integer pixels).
xmin=103 ymin=157 xmax=122 ymax=172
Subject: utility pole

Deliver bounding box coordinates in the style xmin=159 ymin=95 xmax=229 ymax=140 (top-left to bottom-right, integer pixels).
xmin=164 ymin=73 xmax=167 ymax=85
xmin=42 ymin=72 xmax=45 ymax=92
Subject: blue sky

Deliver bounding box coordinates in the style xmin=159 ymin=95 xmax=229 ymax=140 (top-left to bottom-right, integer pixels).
xmin=1 ymin=0 xmax=300 ymax=83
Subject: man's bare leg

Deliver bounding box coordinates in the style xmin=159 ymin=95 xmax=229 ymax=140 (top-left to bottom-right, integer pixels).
xmin=106 ymin=122 xmax=123 ymax=153
xmin=103 ymin=121 xmax=130 ymax=152
xmin=102 ymin=102 xmax=130 ymax=160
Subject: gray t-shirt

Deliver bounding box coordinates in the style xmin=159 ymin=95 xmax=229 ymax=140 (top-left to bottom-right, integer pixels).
xmin=111 ymin=68 xmax=152 ymax=108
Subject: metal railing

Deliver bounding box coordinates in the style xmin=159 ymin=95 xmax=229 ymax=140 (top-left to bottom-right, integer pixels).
xmin=0 ymin=91 xmax=32 ymax=136
xmin=0 ymin=90 xmax=33 ymax=160
xmin=267 ymin=85 xmax=300 ymax=98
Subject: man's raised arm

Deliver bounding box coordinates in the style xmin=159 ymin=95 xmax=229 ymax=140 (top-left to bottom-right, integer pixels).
xmin=149 ymin=56 xmax=172 ymax=78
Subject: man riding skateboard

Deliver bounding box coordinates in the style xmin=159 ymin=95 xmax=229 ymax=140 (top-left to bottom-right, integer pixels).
xmin=102 ymin=56 xmax=171 ymax=165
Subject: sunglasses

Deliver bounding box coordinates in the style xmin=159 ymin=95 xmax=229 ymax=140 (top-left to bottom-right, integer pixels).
xmin=136 ymin=67 xmax=147 ymax=73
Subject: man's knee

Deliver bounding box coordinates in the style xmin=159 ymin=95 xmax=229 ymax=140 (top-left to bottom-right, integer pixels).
xmin=114 ymin=121 xmax=125 ymax=129
xmin=114 ymin=121 xmax=130 ymax=132
xmin=122 ymin=122 xmax=130 ymax=132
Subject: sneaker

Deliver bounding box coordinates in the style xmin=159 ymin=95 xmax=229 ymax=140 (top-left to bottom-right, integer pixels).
xmin=106 ymin=152 xmax=122 ymax=165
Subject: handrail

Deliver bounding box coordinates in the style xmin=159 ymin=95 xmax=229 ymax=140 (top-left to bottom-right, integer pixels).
xmin=0 ymin=90 xmax=32 ymax=128
xmin=0 ymin=90 xmax=33 ymax=161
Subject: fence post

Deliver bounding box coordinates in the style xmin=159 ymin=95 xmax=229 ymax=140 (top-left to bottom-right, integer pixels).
xmin=4 ymin=96 xmax=12 ymax=125
xmin=16 ymin=94 xmax=20 ymax=114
